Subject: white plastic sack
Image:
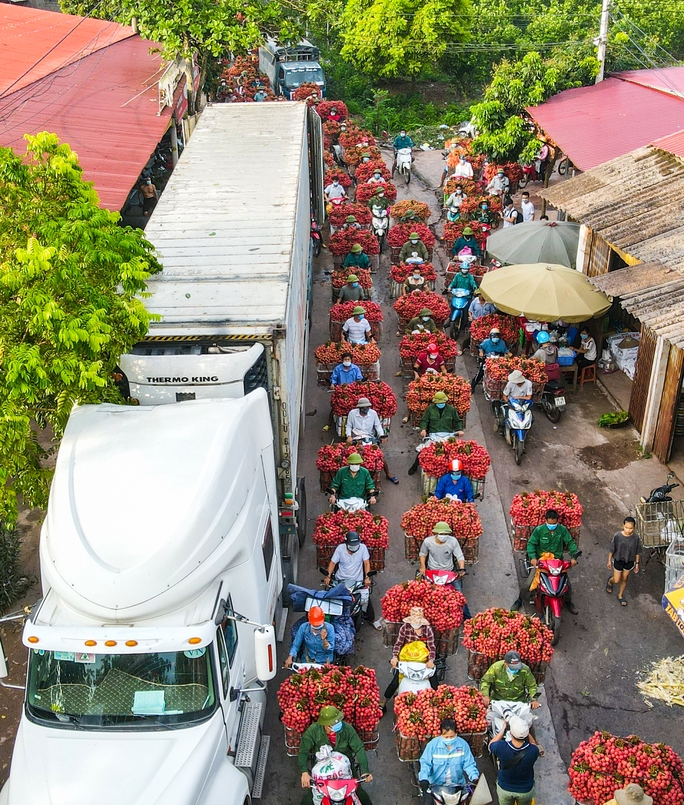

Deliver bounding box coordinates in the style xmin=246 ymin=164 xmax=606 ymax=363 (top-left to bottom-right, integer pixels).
xmin=487 ymin=700 xmax=536 ymax=736
xmin=312 ymin=746 xmax=353 ymax=805
xmin=337 ymin=497 xmax=367 ymax=512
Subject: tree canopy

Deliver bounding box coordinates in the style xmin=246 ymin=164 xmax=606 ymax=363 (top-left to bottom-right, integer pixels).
xmin=338 ymin=0 xmax=471 ymax=78
xmin=0 ymin=133 xmax=160 ymax=522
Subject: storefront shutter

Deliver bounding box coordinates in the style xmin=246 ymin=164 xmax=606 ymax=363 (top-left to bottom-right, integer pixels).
xmin=653 ymin=345 xmax=684 ymax=462
xmin=629 ymin=325 xmax=656 ymax=432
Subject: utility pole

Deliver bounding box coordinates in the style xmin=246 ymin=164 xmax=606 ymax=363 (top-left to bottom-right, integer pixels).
xmin=595 ymin=0 xmax=611 ymax=83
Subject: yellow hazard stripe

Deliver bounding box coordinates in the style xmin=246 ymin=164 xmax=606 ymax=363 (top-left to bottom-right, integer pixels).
xmin=143 ymin=334 xmax=272 ymax=343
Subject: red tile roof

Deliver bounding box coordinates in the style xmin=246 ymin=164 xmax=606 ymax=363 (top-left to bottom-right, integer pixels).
xmin=0 ymin=6 xmax=175 ymax=211
xmin=527 ymin=72 xmax=684 ymax=172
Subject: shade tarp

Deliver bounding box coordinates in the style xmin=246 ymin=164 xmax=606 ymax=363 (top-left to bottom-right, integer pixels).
xmin=486 ymin=221 xmax=580 ymax=268
xmin=662 ymin=575 xmax=684 ymax=639
xmin=479 ymin=263 xmax=611 ymax=323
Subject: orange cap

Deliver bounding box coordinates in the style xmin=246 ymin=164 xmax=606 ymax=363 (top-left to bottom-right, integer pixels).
xmin=308 ymin=606 xmax=325 ymax=627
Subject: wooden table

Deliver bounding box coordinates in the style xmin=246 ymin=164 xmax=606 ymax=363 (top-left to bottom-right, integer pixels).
xmin=560 ymin=362 xmax=578 ymax=393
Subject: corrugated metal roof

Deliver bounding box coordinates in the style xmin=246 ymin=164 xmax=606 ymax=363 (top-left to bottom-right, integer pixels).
xmin=614 ymin=66 xmax=684 ymax=98
xmin=0 ymin=7 xmax=174 ymax=212
xmin=0 ymin=5 xmax=133 ymax=95
xmin=542 ymin=147 xmax=684 ymax=345
xmin=652 ymin=130 xmax=684 ymax=159
xmin=143 ymin=103 xmax=307 ymax=330
xmin=527 ymin=77 xmax=684 ymax=172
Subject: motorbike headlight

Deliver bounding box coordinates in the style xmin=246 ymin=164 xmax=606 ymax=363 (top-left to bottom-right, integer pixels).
xmin=549 ymin=566 xmax=562 ymax=576
xmin=330 ymin=791 xmax=346 ymax=802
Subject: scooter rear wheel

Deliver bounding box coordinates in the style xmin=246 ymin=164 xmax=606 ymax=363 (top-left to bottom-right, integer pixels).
xmin=542 ymin=399 xmax=561 ymax=423
xmin=405 ymin=168 xmax=411 ymax=186
xmin=518 ymin=173 xmax=528 ymax=189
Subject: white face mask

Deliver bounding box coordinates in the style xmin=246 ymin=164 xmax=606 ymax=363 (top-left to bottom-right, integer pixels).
xmin=343 ymin=360 xmax=352 ymax=367
xmin=349 ymin=465 xmax=360 ymax=473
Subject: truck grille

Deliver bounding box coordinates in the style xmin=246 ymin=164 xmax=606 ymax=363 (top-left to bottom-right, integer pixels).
xmin=244 ymin=351 xmax=269 ymax=394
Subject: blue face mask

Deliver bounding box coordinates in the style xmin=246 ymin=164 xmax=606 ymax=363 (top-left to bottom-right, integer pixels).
xmin=357 ymin=314 xmax=364 ymax=320
xmin=352 ymin=282 xmax=359 ymax=287
xmin=547 ymin=523 xmax=558 ymax=531
xmin=331 ymin=721 xmax=343 ymax=733
xmin=451 ymin=472 xmax=462 ymax=481
xmin=436 ymin=403 xmax=446 ymax=409
xmin=491 ymin=337 xmax=500 ymax=344
xmin=482 ymin=205 xmax=488 ymax=210
xmin=508 ymin=667 xmax=520 ymax=675
xmin=580 ymin=333 xmax=588 ymax=340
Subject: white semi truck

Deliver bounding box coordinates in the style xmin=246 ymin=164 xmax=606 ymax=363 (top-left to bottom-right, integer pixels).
xmin=0 ymin=102 xmax=324 ymax=804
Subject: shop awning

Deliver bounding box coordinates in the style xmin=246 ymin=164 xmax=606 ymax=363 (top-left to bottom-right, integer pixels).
xmin=0 ymin=6 xmax=177 ymax=212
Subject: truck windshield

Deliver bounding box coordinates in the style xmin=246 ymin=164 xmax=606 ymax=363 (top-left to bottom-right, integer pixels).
xmin=27 ymin=647 xmax=216 ymax=728
xmin=284 ymin=66 xmax=324 ymax=88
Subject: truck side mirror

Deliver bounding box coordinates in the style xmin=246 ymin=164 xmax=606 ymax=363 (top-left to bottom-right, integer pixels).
xmin=254 ymin=625 xmax=276 ymax=682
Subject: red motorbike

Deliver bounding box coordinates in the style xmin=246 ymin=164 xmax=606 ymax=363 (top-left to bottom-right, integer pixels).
xmin=517 ymin=162 xmax=540 ymax=188
xmin=530 ymin=553 xmax=580 ymax=645
xmin=313 ymin=776 xmax=369 ymax=805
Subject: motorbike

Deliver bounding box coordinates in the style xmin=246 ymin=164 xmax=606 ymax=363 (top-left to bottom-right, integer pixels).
xmin=371 ymin=204 xmax=389 ymax=250
xmin=397 ymin=660 xmax=436 ymax=695
xmin=394 ymin=147 xmax=413 ymax=185
xmin=422 ymin=783 xmax=474 ymax=804
xmin=493 ymin=398 xmax=534 ymax=465
xmin=447 ymin=288 xmax=472 ymax=339
xmin=311 ymin=216 xmax=322 ymax=258
xmin=332 ymin=143 xmax=347 ymax=167
xmin=487 ymin=701 xmax=536 ymax=743
xmin=523 ymin=552 xmax=581 ymax=645
xmin=313 ymin=776 xmax=369 ymax=805
xmin=539 ymin=379 xmax=566 ymax=423
xmin=517 ymin=161 xmax=540 ymax=188
xmin=286 ymin=582 xmax=358 ymax=662
xmin=642 ymin=472 xmax=679 ymax=503
xmin=321 ymin=569 xmax=377 ymax=631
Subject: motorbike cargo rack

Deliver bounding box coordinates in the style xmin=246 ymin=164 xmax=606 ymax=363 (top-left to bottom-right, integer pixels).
xmin=635 ymin=499 xmax=684 ymax=548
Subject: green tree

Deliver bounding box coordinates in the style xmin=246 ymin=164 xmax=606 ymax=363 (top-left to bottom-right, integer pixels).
xmin=0 ymin=133 xmax=160 ymax=523
xmin=470 ymin=50 xmax=597 ymax=162
xmin=338 ymin=0 xmax=471 ymax=78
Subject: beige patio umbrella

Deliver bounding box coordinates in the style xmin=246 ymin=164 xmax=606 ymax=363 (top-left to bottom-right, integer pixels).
xmin=479 ymin=263 xmax=611 ymax=323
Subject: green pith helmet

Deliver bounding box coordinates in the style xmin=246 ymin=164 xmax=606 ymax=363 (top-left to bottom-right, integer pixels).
xmin=419 ymin=308 xmax=433 ymax=317
xmin=346 ymin=215 xmax=357 ymax=223
xmin=351 ymin=244 xmax=363 ymax=254
xmin=463 ymin=226 xmax=474 ymax=235
xmin=409 ymin=232 xmax=419 ymax=240
xmin=432 ymin=391 xmax=449 ymax=404
xmin=352 ymin=306 xmax=365 ymax=316
xmin=432 ymin=521 xmax=453 ymax=535
xmin=346 ymin=274 xmax=359 ymax=283
xmin=347 ymin=452 xmax=364 ymax=465
xmin=318 ymin=706 xmax=343 ymax=726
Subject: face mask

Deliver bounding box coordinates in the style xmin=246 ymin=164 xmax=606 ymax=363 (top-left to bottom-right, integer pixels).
xmin=352 ymin=282 xmax=359 ymax=287
xmin=491 ymin=337 xmax=500 ymax=344
xmin=581 ymin=334 xmax=588 ymax=340
xmin=461 ymin=268 xmax=469 ymax=274
xmin=374 ymin=173 xmax=380 ymax=178
xmin=508 ymin=667 xmax=520 ymax=675
xmin=422 ymin=317 xmax=430 ymax=322
xmin=343 ymin=360 xmax=352 ymax=367
xmin=436 ymin=403 xmax=446 ymax=409
xmin=456 ymin=190 xmax=462 ymax=195
xmin=410 ymin=239 xmax=418 ymax=245
xmin=347 ymin=544 xmax=360 ymax=552
xmin=482 ymin=205 xmax=488 ymax=210
xmin=413 ymin=274 xmax=421 ymax=280
xmin=451 ymin=472 xmax=462 ymax=480
xmin=443 ymin=737 xmax=456 ymax=745
xmin=359 ymin=408 xmax=369 ymax=416
xmin=331 ymin=721 xmax=343 ymax=733
xmin=357 ymin=314 xmax=364 ymax=320
xmin=363 ymin=158 xmax=370 ymax=162
xmin=349 ymin=465 xmax=360 ymax=473
xmin=547 ymin=523 xmax=558 ymax=531
xmin=333 ymin=181 xmax=339 ymax=187
xmin=311 ymin=625 xmax=322 ymax=633
xmin=400 ymin=132 xmax=406 ymax=137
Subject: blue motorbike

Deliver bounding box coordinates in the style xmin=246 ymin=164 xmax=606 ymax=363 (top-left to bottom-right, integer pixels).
xmin=448 ymin=288 xmax=472 ymax=339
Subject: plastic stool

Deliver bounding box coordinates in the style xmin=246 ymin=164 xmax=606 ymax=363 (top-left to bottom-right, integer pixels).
xmin=580 ymin=364 xmax=596 ymax=386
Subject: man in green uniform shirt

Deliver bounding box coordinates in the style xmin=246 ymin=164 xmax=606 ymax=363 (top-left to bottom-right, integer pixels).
xmin=512 ymin=508 xmax=580 ymax=613
xmin=298 ymin=706 xmax=373 ymax=805
xmin=480 ymin=651 xmax=540 ymax=707
xmin=329 ymin=453 xmax=377 ymax=506
xmin=408 ymin=392 xmax=465 ymax=475
xmin=398 ymin=232 xmax=430 ymax=264
xmin=405 ymin=307 xmax=438 ymax=335
xmin=337 ymin=274 xmax=366 ymax=303
xmin=343 ymin=243 xmax=371 ymax=269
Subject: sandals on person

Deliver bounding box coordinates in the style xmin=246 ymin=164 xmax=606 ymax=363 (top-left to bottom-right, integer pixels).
xmin=618 ymin=596 xmax=628 ymax=606
xmin=388 ymin=476 xmax=399 ymax=485
xmin=606 ymin=579 xmax=614 ymax=594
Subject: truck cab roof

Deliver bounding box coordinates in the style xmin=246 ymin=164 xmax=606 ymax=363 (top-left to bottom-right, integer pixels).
xmin=41 ymin=393 xmax=274 ymax=622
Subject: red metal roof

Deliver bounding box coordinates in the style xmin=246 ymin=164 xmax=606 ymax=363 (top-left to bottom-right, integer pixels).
xmin=651 ymin=131 xmax=684 ymax=158
xmin=0 ymin=6 xmax=175 ymax=211
xmin=527 ymin=75 xmax=684 ymax=172
xmin=613 ymin=66 xmax=684 ymax=97
xmin=0 ymin=5 xmax=133 ymax=95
